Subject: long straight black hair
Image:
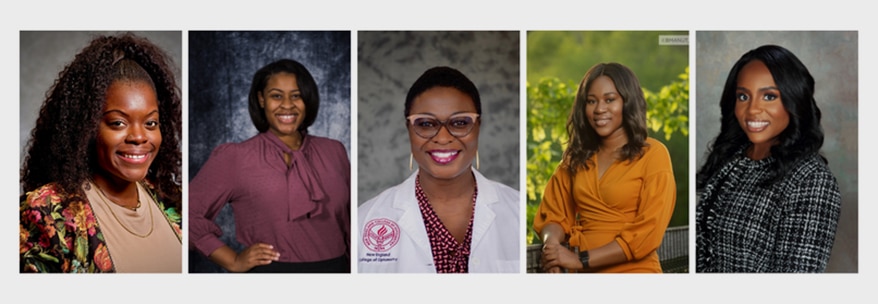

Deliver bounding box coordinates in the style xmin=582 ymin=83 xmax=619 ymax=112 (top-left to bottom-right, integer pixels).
xmin=697 ymin=45 xmax=825 ymax=189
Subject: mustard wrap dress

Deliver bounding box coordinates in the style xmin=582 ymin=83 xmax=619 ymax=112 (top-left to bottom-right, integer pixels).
xmin=534 ymin=137 xmax=676 ymax=273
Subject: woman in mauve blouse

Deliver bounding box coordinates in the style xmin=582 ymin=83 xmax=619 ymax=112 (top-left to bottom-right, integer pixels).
xmin=189 ymin=59 xmax=350 ymax=273
xmin=534 ymin=63 xmax=676 ymax=273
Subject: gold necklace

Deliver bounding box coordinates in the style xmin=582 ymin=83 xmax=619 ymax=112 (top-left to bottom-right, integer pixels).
xmin=92 ymin=181 xmax=154 ymax=238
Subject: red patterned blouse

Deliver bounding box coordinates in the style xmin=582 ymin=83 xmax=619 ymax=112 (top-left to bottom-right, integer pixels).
xmin=415 ymin=175 xmax=477 ymax=273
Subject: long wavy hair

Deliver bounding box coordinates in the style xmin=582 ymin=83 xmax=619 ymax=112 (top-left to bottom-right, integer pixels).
xmin=21 ymin=33 xmax=182 ymax=208
xmin=697 ymin=44 xmax=825 ymax=189
xmin=562 ymin=62 xmax=649 ymax=174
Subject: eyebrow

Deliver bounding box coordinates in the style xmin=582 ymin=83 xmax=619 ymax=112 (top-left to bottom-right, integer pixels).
xmin=103 ymin=109 xmax=160 ymax=117
xmin=266 ymin=88 xmax=300 ymax=93
xmin=410 ymin=111 xmax=476 ymax=117
xmin=588 ymin=91 xmax=619 ymax=97
xmin=736 ymin=86 xmax=780 ymax=92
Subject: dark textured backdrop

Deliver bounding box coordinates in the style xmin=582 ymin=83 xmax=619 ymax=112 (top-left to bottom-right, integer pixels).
xmin=695 ymin=31 xmax=858 ymax=272
xmin=357 ymin=31 xmax=521 ymax=205
xmin=188 ymin=31 xmax=351 ymax=273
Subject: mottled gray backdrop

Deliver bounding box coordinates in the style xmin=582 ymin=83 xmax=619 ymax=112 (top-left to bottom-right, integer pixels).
xmin=357 ymin=31 xmax=520 ymax=205
xmin=695 ymin=31 xmax=858 ymax=272
xmin=19 ymin=31 xmax=182 ymax=194
xmin=188 ymin=31 xmax=351 ymax=272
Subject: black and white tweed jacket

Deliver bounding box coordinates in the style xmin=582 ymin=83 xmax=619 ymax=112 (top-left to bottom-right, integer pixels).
xmin=696 ymin=150 xmax=841 ymax=272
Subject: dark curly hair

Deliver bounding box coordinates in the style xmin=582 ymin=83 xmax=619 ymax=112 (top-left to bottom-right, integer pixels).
xmin=697 ymin=45 xmax=825 ymax=189
xmin=404 ymin=66 xmax=482 ymax=117
xmin=562 ymin=62 xmax=649 ymax=174
xmin=21 ymin=33 xmax=182 ymax=208
xmin=248 ymin=59 xmax=320 ymax=133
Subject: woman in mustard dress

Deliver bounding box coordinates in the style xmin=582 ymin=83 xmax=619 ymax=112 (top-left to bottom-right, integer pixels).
xmin=534 ymin=63 xmax=676 ymax=273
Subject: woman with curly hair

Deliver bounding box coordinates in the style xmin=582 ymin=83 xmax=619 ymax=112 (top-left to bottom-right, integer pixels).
xmin=533 ymin=62 xmax=676 ymax=273
xmin=696 ymin=45 xmax=841 ymax=272
xmin=20 ymin=32 xmax=182 ymax=273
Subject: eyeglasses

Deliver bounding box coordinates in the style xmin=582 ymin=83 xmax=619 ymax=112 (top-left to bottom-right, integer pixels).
xmin=406 ymin=113 xmax=480 ymax=138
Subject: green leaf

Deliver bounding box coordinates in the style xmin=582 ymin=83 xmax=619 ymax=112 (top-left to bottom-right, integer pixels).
xmin=532 ymin=125 xmax=546 ymax=142
xmin=38 ymin=252 xmax=60 ymax=263
xmin=75 ymin=235 xmax=88 ymax=262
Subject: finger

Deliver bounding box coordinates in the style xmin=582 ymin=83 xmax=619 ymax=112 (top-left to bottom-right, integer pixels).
xmin=262 ymin=250 xmax=280 ymax=261
xmin=253 ymin=243 xmax=275 ymax=250
xmin=248 ymin=244 xmax=279 ymax=257
xmin=543 ymin=261 xmax=558 ymax=272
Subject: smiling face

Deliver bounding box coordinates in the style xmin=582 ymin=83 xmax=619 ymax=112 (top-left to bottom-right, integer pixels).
xmin=585 ymin=75 xmax=626 ymax=141
xmin=408 ymin=86 xmax=480 ymax=181
xmin=258 ymin=72 xmax=305 ymax=145
xmin=94 ymin=80 xmax=162 ymax=185
xmin=734 ymin=60 xmax=790 ymax=159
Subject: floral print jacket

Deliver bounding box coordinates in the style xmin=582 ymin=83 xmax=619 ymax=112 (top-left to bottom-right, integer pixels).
xmin=19 ymin=182 xmax=182 ymax=273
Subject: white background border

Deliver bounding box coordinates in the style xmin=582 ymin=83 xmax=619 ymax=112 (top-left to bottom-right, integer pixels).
xmin=4 ymin=1 xmax=870 ymax=302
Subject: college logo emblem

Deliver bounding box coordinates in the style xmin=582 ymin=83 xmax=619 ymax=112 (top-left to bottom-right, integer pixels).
xmin=363 ymin=218 xmax=400 ymax=252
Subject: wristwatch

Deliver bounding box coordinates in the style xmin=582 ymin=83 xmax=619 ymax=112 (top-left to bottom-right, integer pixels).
xmin=578 ymin=250 xmax=590 ymax=270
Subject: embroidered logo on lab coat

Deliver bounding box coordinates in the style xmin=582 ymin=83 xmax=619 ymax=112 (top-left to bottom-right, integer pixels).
xmin=363 ymin=218 xmax=400 ymax=252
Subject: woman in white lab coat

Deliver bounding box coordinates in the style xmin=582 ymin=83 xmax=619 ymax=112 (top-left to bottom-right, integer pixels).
xmin=357 ymin=66 xmax=520 ymax=273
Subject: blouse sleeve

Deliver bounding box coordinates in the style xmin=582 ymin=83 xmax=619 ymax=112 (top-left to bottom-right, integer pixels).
xmin=770 ymin=167 xmax=841 ymax=272
xmin=188 ymin=144 xmax=238 ymax=257
xmin=20 ymin=185 xmax=65 ymax=272
xmin=616 ymin=143 xmax=677 ymax=261
xmin=533 ymin=163 xmax=577 ymax=238
xmin=20 ymin=184 xmax=112 ymax=273
xmin=334 ymin=140 xmax=352 ymax=257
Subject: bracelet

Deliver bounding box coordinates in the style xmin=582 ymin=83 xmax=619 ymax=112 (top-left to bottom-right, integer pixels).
xmin=578 ymin=250 xmax=590 ymax=270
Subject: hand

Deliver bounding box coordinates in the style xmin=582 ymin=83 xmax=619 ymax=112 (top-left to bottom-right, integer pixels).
xmin=540 ymin=239 xmax=562 ymax=273
xmin=230 ymin=243 xmax=280 ymax=272
xmin=541 ymin=242 xmax=583 ymax=273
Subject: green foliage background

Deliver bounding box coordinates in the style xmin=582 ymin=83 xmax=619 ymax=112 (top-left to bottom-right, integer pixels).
xmin=526 ymin=31 xmax=690 ymax=244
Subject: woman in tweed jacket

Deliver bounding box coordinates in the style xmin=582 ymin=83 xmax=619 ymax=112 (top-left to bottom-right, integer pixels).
xmin=695 ymin=45 xmax=841 ymax=272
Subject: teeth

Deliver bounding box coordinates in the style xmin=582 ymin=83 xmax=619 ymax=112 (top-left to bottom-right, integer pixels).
xmin=124 ymin=154 xmax=146 ymax=159
xmin=431 ymin=151 xmax=458 ymax=158
xmin=278 ymin=114 xmax=297 ymax=123
xmin=747 ymin=121 xmax=769 ymax=128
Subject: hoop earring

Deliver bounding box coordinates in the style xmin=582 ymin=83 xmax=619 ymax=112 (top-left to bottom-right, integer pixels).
xmin=475 ymin=150 xmax=480 ymax=170
xmin=409 ymin=153 xmax=413 ymax=171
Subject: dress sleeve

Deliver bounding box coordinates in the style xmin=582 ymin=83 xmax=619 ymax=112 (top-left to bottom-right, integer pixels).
xmin=533 ymin=163 xmax=577 ymax=238
xmin=188 ymin=144 xmax=238 ymax=257
xmin=616 ymin=143 xmax=677 ymax=261
xmin=769 ymin=168 xmax=841 ymax=272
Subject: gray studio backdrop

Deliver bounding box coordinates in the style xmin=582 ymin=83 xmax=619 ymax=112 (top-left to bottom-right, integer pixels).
xmin=188 ymin=31 xmax=351 ymax=272
xmin=19 ymin=31 xmax=182 ymax=194
xmin=357 ymin=31 xmax=520 ymax=205
xmin=695 ymin=31 xmax=858 ymax=272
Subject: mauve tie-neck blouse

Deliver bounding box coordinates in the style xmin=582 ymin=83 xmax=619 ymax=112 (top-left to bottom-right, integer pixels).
xmin=189 ymin=132 xmax=350 ymax=263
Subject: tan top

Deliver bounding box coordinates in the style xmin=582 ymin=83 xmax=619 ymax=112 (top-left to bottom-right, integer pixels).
xmin=86 ymin=181 xmax=181 ymax=273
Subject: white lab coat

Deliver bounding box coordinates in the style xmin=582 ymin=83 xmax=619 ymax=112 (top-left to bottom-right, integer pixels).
xmin=357 ymin=169 xmax=520 ymax=273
